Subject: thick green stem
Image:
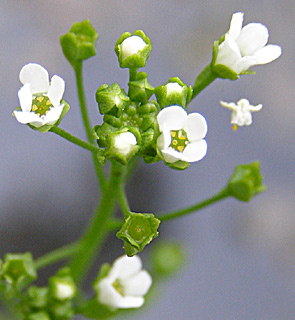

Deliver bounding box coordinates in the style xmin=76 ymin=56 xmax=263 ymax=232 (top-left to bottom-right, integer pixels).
xmin=34 ymin=242 xmax=80 ymax=270
xmin=74 ymin=61 xmax=106 ymax=191
xmin=192 ymin=64 xmax=217 ymax=99
xmin=129 ymin=68 xmax=138 ymax=82
xmin=159 ymin=188 xmax=229 ymax=222
xmin=50 ymin=127 xmax=99 ymax=153
xmin=118 ymin=184 xmax=130 ymax=218
xmin=70 ymin=161 xmax=125 ymax=284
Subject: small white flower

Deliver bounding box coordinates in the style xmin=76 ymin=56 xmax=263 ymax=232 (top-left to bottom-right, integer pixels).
xmin=113 ymin=132 xmax=137 ymax=157
xmin=14 ymin=63 xmax=65 ymax=128
xmin=120 ymin=36 xmax=147 ymax=62
xmin=165 ymin=82 xmax=184 ymax=96
xmin=220 ymin=98 xmax=263 ymax=129
xmin=96 ymin=255 xmax=152 ymax=309
xmin=55 ymin=282 xmax=76 ymax=300
xmin=215 ymin=12 xmax=282 ymax=74
xmin=157 ymin=105 xmax=207 ymax=164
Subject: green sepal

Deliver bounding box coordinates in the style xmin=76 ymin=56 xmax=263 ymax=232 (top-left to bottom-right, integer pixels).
xmin=93 ymin=123 xmax=121 ymax=148
xmin=76 ymin=298 xmax=117 ymax=319
xmin=25 ymin=311 xmax=51 ymax=320
xmin=166 ymin=160 xmax=190 ymax=170
xmin=25 ymin=286 xmax=49 ymax=309
xmin=115 ymin=30 xmax=152 ymax=69
xmin=96 ymin=83 xmax=130 ymax=115
xmin=48 ymin=300 xmax=74 ymax=320
xmin=116 ymin=212 xmax=160 ymax=257
xmin=2 ymin=253 xmax=37 ymax=290
xmin=227 ymin=161 xmax=267 ymax=202
xmin=60 ymin=20 xmax=98 ymax=67
xmin=155 ymin=77 xmax=192 ymax=109
xmin=128 ymin=72 xmax=154 ymax=104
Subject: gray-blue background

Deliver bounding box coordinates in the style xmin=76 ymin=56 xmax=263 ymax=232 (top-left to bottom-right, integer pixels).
xmin=1 ymin=1 xmax=294 ymax=319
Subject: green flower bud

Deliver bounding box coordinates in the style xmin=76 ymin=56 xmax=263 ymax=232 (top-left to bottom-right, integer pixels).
xmin=116 ymin=212 xmax=160 ymax=257
xmin=2 ymin=253 xmax=37 ymax=290
xmin=60 ymin=20 xmax=98 ymax=67
xmin=150 ymin=242 xmax=185 ymax=276
xmin=49 ymin=268 xmax=76 ymax=301
xmin=26 ymin=286 xmax=49 ymax=309
xmin=49 ymin=300 xmax=74 ymax=320
xmin=128 ymin=72 xmax=154 ymax=104
xmin=26 ymin=311 xmax=51 ymax=320
xmin=115 ymin=30 xmax=152 ymax=69
xmin=227 ymin=161 xmax=267 ymax=202
xmin=155 ymin=77 xmax=193 ymax=109
xmin=96 ymin=83 xmax=130 ymax=115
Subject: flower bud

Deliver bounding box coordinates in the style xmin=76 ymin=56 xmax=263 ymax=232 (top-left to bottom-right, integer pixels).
xmin=128 ymin=72 xmax=154 ymax=104
xmin=26 ymin=311 xmax=51 ymax=320
xmin=2 ymin=253 xmax=37 ymax=290
xmin=155 ymin=77 xmax=192 ymax=109
xmin=26 ymin=286 xmax=49 ymax=309
xmin=60 ymin=20 xmax=98 ymax=67
xmin=116 ymin=212 xmax=160 ymax=257
xmin=49 ymin=300 xmax=74 ymax=320
xmin=227 ymin=161 xmax=266 ymax=201
xmin=96 ymin=83 xmax=130 ymax=115
xmin=49 ymin=268 xmax=76 ymax=301
xmin=115 ymin=30 xmax=152 ymax=69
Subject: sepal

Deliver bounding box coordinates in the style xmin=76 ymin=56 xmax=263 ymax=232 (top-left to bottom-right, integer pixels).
xmin=128 ymin=72 xmax=154 ymax=104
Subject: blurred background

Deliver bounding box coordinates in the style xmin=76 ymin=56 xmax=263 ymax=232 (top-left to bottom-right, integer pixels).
xmin=1 ymin=1 xmax=294 ymax=319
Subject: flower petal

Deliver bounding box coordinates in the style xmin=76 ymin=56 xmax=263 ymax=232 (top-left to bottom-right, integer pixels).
xmin=110 ymin=255 xmax=142 ymax=281
xmin=47 ymin=75 xmax=65 ymax=107
xmin=122 ymin=270 xmax=152 ymax=296
xmin=184 ymin=113 xmax=207 ymax=142
xmin=215 ymin=34 xmax=241 ymax=69
xmin=237 ymin=23 xmax=269 ymax=56
xmin=120 ymin=36 xmax=147 ymax=61
xmin=183 ymin=140 xmax=207 ymax=162
xmin=228 ymin=12 xmax=244 ymax=40
xmin=157 ymin=105 xmax=187 ymax=132
xmin=253 ymin=44 xmax=282 ymax=64
xmin=42 ymin=105 xmax=64 ymax=126
xmin=231 ymin=55 xmax=258 ymax=74
xmin=18 ymin=83 xmax=32 ymax=112
xmin=19 ymin=63 xmax=50 ymax=94
xmin=14 ymin=111 xmax=43 ymax=126
xmin=161 ymin=148 xmax=184 ymax=163
xmin=115 ymin=296 xmax=144 ymax=309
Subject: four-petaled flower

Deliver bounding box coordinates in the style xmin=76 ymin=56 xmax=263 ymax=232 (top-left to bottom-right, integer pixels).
xmin=14 ymin=63 xmax=65 ymax=128
xmin=214 ymin=12 xmax=282 ymax=75
xmin=96 ymin=255 xmax=152 ymax=309
xmin=157 ymin=105 xmax=207 ymax=164
xmin=220 ymin=98 xmax=263 ymax=129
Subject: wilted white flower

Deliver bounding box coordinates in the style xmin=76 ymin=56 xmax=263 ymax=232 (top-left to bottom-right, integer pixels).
xmin=214 ymin=12 xmax=282 ymax=75
xmin=96 ymin=255 xmax=152 ymax=309
xmin=113 ymin=131 xmax=137 ymax=157
xmin=14 ymin=63 xmax=65 ymax=128
xmin=157 ymin=105 xmax=207 ymax=164
xmin=220 ymin=98 xmax=263 ymax=129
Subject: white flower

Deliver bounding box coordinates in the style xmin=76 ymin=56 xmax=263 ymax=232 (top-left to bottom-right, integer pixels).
xmin=120 ymin=36 xmax=147 ymax=61
xmin=165 ymin=82 xmax=184 ymax=96
xmin=215 ymin=12 xmax=282 ymax=74
xmin=14 ymin=63 xmax=65 ymax=128
xmin=157 ymin=105 xmax=207 ymax=164
xmin=96 ymin=255 xmax=152 ymax=309
xmin=220 ymin=98 xmax=263 ymax=129
xmin=113 ymin=132 xmax=137 ymax=157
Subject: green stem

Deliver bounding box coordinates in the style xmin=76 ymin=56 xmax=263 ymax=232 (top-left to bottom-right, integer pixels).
xmin=34 ymin=242 xmax=80 ymax=270
xmin=70 ymin=161 xmax=125 ymax=284
xmin=74 ymin=61 xmax=106 ymax=191
xmin=192 ymin=64 xmax=217 ymax=99
xmin=129 ymin=68 xmax=138 ymax=82
xmin=118 ymin=184 xmax=130 ymax=218
xmin=159 ymin=188 xmax=229 ymax=222
xmin=50 ymin=127 xmax=99 ymax=153
xmin=107 ymin=218 xmax=124 ymax=232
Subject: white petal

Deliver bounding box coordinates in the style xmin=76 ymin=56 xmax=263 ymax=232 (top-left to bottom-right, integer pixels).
xmin=14 ymin=111 xmax=43 ymax=127
xmin=42 ymin=105 xmax=64 ymax=126
xmin=253 ymin=44 xmax=282 ymax=65
xmin=231 ymin=55 xmax=258 ymax=74
xmin=161 ymin=148 xmax=185 ymax=163
xmin=166 ymin=82 xmax=183 ymax=95
xmin=237 ymin=23 xmax=269 ymax=56
xmin=47 ymin=75 xmax=65 ymax=107
xmin=18 ymin=83 xmax=32 ymax=112
xmin=111 ymin=255 xmax=142 ymax=281
xmin=115 ymin=296 xmax=144 ymax=309
xmin=19 ymin=63 xmax=49 ymax=94
xmin=98 ymin=278 xmax=124 ymax=308
xmin=215 ymin=34 xmax=241 ymax=69
xmin=220 ymin=100 xmax=238 ymax=111
xmin=183 ymin=113 xmax=207 ymax=142
xmin=122 ymin=270 xmax=152 ymax=296
xmin=183 ymin=140 xmax=207 ymax=162
xmin=120 ymin=36 xmax=147 ymax=61
xmin=157 ymin=106 xmax=187 ymax=132
xmin=228 ymin=12 xmax=244 ymax=40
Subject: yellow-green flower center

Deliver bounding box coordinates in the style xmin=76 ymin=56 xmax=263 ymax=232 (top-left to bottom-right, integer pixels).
xmin=170 ymin=129 xmax=188 ymax=152
xmin=31 ymin=95 xmax=53 ymax=116
xmin=112 ymin=279 xmax=124 ymax=296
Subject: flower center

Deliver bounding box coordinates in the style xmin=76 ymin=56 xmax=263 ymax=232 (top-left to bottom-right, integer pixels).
xmin=169 ymin=129 xmax=189 ymax=152
xmin=112 ymin=279 xmax=124 ymax=296
xmin=31 ymin=95 xmax=53 ymax=117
